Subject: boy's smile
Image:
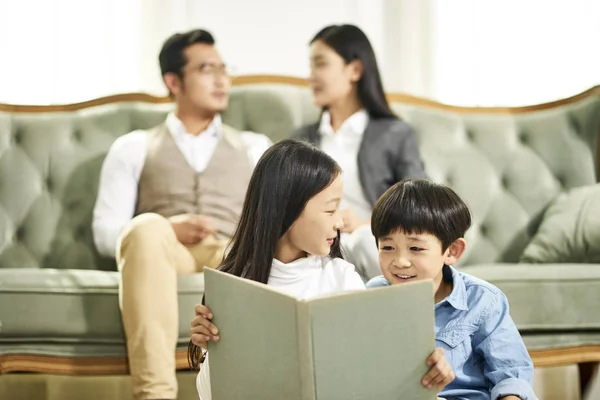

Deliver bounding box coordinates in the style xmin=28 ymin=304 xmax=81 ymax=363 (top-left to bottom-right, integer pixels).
xmin=378 ymin=230 xmax=466 ymax=303
xmin=390 ymin=272 xmax=417 ymax=282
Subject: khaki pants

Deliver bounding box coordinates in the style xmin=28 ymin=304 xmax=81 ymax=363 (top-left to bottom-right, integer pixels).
xmin=116 ymin=213 xmax=227 ymax=400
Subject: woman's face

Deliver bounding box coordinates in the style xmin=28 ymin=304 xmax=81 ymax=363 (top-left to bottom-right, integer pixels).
xmin=308 ymin=40 xmax=362 ymax=108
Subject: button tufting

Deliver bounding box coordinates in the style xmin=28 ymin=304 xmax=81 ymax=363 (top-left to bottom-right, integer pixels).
xmin=518 ymin=132 xmax=529 ymax=144
xmin=13 ymin=131 xmax=22 ymax=144
xmin=15 ymin=227 xmax=25 ymax=241
xmin=480 ymin=224 xmax=488 ymax=236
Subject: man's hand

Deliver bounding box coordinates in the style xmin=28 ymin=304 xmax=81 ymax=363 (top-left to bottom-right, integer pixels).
xmin=422 ymin=347 xmax=455 ymax=390
xmin=339 ymin=208 xmax=367 ymax=233
xmin=190 ymin=304 xmax=220 ymax=350
xmin=169 ymin=214 xmax=215 ymax=245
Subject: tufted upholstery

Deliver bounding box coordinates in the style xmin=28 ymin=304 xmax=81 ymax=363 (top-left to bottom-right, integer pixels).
xmin=224 ymin=84 xmax=600 ymax=267
xmin=0 ymin=102 xmax=173 ymax=271
xmin=1 ymin=78 xmax=600 ymax=374
xmin=2 ymin=83 xmax=598 ymax=271
xmin=397 ymin=101 xmax=600 ymax=265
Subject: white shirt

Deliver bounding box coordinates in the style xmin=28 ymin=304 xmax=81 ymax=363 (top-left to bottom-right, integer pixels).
xmin=196 ymin=255 xmax=365 ymax=400
xmin=319 ymin=110 xmax=372 ymax=222
xmin=92 ymin=113 xmax=273 ymax=257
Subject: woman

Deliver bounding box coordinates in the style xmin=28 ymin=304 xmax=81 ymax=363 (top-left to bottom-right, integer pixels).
xmin=293 ymin=24 xmax=428 ymax=280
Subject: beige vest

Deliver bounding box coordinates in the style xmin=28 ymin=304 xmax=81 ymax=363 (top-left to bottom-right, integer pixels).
xmin=135 ymin=123 xmax=253 ymax=238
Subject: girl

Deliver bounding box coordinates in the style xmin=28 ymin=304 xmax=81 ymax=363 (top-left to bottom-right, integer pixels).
xmin=294 ymin=24 xmax=428 ymax=280
xmin=190 ymin=139 xmax=453 ymax=399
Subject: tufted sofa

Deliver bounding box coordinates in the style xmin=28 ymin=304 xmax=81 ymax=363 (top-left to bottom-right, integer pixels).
xmin=1 ymin=76 xmax=600 ymax=399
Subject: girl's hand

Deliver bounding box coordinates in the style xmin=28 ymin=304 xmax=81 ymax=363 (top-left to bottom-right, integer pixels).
xmin=190 ymin=304 xmax=220 ymax=350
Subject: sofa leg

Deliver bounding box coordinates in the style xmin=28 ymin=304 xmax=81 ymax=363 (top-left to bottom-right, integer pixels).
xmin=579 ymin=361 xmax=599 ymax=398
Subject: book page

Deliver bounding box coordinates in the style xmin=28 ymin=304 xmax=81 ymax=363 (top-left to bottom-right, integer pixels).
xmin=205 ymin=269 xmax=437 ymax=400
xmin=205 ymin=269 xmax=303 ymax=400
xmin=307 ymin=280 xmax=437 ymax=400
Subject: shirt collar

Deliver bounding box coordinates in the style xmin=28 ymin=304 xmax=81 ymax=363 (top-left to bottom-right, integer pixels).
xmin=319 ymin=109 xmax=369 ymax=137
xmin=269 ymin=255 xmax=322 ymax=280
xmin=438 ymin=265 xmax=469 ymax=311
xmin=165 ymin=112 xmax=222 ymax=139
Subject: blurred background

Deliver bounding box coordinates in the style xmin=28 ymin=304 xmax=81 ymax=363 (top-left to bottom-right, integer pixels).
xmin=1 ymin=0 xmax=599 ymax=106
xmin=1 ymin=1 xmax=599 ymax=399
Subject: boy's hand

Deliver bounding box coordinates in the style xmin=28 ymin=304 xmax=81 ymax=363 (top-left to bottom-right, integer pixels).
xmin=422 ymin=347 xmax=455 ymax=390
xmin=190 ymin=304 xmax=220 ymax=350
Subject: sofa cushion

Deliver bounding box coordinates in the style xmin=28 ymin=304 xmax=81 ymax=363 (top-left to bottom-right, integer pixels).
xmin=461 ymin=264 xmax=600 ymax=331
xmin=0 ymin=269 xmax=204 ymax=357
xmin=2 ymin=87 xmax=600 ymax=271
xmin=521 ymin=332 xmax=600 ymax=351
xmin=392 ymin=98 xmax=600 ymax=265
xmin=520 ymin=184 xmax=600 ymax=263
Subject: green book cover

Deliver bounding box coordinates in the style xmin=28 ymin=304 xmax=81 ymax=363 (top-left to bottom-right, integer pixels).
xmin=205 ymin=268 xmax=437 ymax=400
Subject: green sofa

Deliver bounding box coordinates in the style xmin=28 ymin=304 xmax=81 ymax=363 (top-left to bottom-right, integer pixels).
xmin=1 ymin=76 xmax=599 ymax=399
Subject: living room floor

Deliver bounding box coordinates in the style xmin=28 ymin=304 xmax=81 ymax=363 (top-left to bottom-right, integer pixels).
xmin=535 ymin=365 xmax=600 ymax=400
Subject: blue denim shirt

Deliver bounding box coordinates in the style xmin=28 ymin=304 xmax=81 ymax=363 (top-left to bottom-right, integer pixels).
xmin=367 ymin=266 xmax=537 ymax=400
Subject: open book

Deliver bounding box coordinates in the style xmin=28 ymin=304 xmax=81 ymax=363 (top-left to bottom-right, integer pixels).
xmin=204 ymin=268 xmax=436 ymax=400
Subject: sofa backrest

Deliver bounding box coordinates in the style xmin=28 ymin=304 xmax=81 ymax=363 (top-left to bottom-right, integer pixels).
xmin=0 ymin=76 xmax=598 ymax=270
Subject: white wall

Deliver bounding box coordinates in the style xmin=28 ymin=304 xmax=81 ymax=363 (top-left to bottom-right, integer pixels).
xmin=140 ymin=0 xmax=393 ymax=96
xmin=1 ymin=0 xmax=598 ymax=105
xmin=432 ymin=0 xmax=600 ymax=106
xmin=0 ymin=0 xmax=143 ymax=104
xmin=0 ymin=0 xmax=430 ymax=103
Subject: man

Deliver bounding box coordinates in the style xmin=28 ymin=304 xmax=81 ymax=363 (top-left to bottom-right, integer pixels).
xmin=92 ymin=29 xmax=271 ymax=400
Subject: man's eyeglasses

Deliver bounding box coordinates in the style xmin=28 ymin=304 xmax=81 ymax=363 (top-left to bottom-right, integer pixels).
xmin=192 ymin=63 xmax=235 ymax=77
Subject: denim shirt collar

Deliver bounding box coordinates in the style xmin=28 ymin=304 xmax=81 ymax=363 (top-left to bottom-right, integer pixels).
xmin=437 ymin=265 xmax=469 ymax=311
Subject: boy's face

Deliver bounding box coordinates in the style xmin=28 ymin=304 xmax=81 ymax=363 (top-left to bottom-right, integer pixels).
xmin=377 ymin=230 xmax=465 ymax=300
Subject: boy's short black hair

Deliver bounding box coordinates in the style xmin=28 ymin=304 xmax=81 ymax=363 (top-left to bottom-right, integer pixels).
xmin=159 ymin=29 xmax=215 ymax=78
xmin=371 ymin=179 xmax=472 ymax=251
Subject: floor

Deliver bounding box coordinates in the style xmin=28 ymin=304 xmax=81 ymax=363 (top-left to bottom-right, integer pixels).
xmin=1 ymin=365 xmax=598 ymax=399
xmin=534 ymin=365 xmax=600 ymax=400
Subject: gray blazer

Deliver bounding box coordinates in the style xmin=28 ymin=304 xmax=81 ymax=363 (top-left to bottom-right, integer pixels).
xmin=292 ymin=118 xmax=427 ymax=206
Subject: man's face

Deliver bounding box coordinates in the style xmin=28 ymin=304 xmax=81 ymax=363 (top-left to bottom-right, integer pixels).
xmin=167 ymin=43 xmax=231 ymax=114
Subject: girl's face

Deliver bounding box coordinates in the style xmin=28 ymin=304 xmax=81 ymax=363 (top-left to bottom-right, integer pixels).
xmin=278 ymin=175 xmax=344 ymax=262
xmin=308 ymin=40 xmax=362 ymax=109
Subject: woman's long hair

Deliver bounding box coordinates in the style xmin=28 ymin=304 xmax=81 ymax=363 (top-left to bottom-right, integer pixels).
xmin=311 ymin=24 xmax=396 ymax=120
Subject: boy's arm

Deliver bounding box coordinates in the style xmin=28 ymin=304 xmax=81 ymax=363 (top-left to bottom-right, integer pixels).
xmin=475 ymin=291 xmax=538 ymax=400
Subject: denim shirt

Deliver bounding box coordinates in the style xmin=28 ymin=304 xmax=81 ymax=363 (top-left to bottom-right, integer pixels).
xmin=367 ymin=266 xmax=538 ymax=400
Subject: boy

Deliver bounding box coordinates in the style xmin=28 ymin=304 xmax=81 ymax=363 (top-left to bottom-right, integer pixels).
xmin=367 ymin=179 xmax=537 ymax=400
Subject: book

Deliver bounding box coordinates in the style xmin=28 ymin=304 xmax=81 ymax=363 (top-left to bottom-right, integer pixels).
xmin=204 ymin=268 xmax=437 ymax=400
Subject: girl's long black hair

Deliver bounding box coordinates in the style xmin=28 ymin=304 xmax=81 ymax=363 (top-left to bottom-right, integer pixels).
xmin=189 ymin=138 xmax=343 ymax=370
